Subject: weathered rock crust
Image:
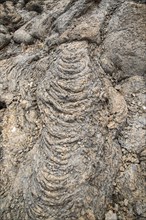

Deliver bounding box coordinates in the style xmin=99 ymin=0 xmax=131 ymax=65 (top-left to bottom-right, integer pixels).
xmin=0 ymin=0 xmax=146 ymax=220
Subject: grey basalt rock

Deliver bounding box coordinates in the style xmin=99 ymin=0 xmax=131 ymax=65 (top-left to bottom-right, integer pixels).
xmin=0 ymin=0 xmax=146 ymax=220
xmin=0 ymin=25 xmax=9 ymax=34
xmin=13 ymin=29 xmax=34 ymax=44
xmin=0 ymin=1 xmax=22 ymax=31
xmin=25 ymin=0 xmax=43 ymax=13
xmin=0 ymin=33 xmax=11 ymax=49
xmin=100 ymin=1 xmax=146 ymax=80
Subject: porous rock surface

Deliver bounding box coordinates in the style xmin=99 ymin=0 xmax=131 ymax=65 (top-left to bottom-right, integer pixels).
xmin=0 ymin=0 xmax=146 ymax=220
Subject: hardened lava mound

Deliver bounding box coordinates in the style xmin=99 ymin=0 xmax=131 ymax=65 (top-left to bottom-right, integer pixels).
xmin=0 ymin=1 xmax=146 ymax=220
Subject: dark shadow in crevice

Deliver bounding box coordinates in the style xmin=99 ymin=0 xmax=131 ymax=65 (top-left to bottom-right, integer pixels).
xmin=0 ymin=101 xmax=7 ymax=110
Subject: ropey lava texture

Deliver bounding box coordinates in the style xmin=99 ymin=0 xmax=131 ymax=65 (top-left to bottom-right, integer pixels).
xmin=22 ymin=41 xmax=106 ymax=219
xmin=0 ymin=1 xmax=146 ymax=220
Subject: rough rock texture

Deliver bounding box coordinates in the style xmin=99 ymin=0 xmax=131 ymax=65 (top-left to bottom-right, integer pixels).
xmin=0 ymin=0 xmax=146 ymax=220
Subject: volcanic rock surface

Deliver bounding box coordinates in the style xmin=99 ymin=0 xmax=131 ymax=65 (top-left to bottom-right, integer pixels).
xmin=0 ymin=0 xmax=146 ymax=220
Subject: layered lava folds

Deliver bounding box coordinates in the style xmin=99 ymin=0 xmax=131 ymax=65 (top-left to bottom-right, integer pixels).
xmin=22 ymin=41 xmax=103 ymax=220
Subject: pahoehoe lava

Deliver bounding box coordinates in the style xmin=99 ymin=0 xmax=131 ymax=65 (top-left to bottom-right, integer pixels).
xmin=17 ymin=41 xmax=102 ymax=220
